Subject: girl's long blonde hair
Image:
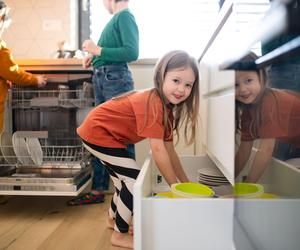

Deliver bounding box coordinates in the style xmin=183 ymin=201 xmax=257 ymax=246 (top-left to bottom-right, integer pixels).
xmin=147 ymin=50 xmax=200 ymax=145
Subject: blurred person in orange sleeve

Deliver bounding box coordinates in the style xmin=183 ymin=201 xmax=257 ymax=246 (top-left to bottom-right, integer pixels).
xmin=0 ymin=1 xmax=47 ymax=204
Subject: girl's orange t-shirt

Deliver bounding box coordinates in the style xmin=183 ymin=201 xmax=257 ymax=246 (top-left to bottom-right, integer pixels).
xmin=241 ymin=89 xmax=300 ymax=147
xmin=77 ymin=89 xmax=173 ymax=148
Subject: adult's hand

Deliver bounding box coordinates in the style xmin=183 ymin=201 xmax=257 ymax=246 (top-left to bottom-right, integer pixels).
xmin=82 ymin=54 xmax=93 ymax=69
xmin=36 ymin=75 xmax=47 ymax=88
xmin=82 ymin=39 xmax=102 ymax=56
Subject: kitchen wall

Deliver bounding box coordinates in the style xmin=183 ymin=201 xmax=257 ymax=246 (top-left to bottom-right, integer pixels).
xmin=2 ymin=0 xmax=75 ymax=58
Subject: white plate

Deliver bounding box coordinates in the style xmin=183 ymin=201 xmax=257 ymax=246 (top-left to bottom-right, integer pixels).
xmin=199 ymin=173 xmax=227 ymax=181
xmin=198 ymin=166 xmax=225 ymax=177
xmin=12 ymin=132 xmax=33 ymax=165
xmin=199 ymin=175 xmax=228 ymax=183
xmin=26 ymin=138 xmax=43 ymax=166
xmin=0 ymin=132 xmax=18 ymax=165
xmin=198 ymin=179 xmax=229 ymax=187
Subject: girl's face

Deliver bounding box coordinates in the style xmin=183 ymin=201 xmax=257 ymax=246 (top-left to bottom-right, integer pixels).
xmin=235 ymin=71 xmax=262 ymax=104
xmin=162 ymin=66 xmax=195 ymax=105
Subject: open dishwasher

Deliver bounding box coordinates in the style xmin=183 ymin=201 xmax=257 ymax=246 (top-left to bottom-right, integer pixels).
xmin=0 ymin=61 xmax=94 ymax=196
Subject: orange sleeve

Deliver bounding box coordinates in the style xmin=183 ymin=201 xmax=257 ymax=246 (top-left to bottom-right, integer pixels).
xmin=0 ymin=45 xmax=38 ymax=86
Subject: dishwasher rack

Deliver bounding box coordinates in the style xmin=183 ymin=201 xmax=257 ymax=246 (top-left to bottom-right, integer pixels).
xmin=10 ymin=82 xmax=94 ymax=109
xmin=0 ymin=68 xmax=94 ymax=196
xmin=0 ymin=135 xmax=86 ymax=168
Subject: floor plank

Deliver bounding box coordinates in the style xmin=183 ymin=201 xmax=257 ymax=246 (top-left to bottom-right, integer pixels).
xmin=0 ymin=195 xmax=126 ymax=250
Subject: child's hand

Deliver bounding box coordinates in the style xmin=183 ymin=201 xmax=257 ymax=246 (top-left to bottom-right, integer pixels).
xmin=82 ymin=39 xmax=101 ymax=56
xmin=36 ymin=75 xmax=47 ymax=88
xmin=82 ymin=54 xmax=93 ymax=69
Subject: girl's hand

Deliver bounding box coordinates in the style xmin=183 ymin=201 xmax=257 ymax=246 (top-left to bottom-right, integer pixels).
xmin=82 ymin=39 xmax=102 ymax=56
xmin=149 ymin=138 xmax=178 ymax=186
xmin=82 ymin=54 xmax=93 ymax=69
xmin=36 ymin=75 xmax=47 ymax=88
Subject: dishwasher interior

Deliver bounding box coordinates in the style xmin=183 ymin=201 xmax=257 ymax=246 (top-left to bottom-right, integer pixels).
xmin=0 ymin=70 xmax=94 ymax=195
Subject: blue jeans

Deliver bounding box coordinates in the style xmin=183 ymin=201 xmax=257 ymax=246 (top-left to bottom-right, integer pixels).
xmin=91 ymin=64 xmax=135 ymax=191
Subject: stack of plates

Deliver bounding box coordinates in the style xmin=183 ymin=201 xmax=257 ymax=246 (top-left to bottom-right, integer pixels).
xmin=12 ymin=132 xmax=34 ymax=165
xmin=0 ymin=132 xmax=18 ymax=165
xmin=0 ymin=132 xmax=44 ymax=166
xmin=197 ymin=166 xmax=229 ymax=187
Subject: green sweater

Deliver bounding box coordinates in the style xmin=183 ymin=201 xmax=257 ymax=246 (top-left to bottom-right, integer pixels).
xmin=92 ymin=9 xmax=139 ymax=68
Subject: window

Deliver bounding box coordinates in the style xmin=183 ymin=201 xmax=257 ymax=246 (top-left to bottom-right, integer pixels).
xmin=90 ymin=0 xmax=220 ymax=58
xmin=89 ymin=0 xmax=270 ymax=59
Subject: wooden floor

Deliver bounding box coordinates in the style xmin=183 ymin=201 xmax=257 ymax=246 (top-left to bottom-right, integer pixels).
xmin=0 ymin=195 xmax=125 ymax=250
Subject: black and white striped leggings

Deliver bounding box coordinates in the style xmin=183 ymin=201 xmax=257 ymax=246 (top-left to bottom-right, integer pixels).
xmin=82 ymin=140 xmax=140 ymax=233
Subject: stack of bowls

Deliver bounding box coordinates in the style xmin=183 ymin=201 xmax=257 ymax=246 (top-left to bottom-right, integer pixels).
xmin=171 ymin=182 xmax=215 ymax=198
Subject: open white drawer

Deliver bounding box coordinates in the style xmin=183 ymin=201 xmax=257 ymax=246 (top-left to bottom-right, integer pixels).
xmin=133 ymin=155 xmax=234 ymax=250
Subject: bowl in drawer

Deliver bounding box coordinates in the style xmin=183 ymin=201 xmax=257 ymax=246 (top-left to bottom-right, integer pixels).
xmin=171 ymin=182 xmax=215 ymax=198
xmin=257 ymin=193 xmax=278 ymax=199
xmin=154 ymin=192 xmax=174 ymax=198
xmin=234 ymin=183 xmax=264 ymax=198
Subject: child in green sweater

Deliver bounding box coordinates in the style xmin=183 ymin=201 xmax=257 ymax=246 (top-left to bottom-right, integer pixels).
xmin=68 ymin=0 xmax=139 ymax=212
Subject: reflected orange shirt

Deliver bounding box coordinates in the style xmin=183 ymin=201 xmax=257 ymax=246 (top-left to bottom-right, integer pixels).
xmin=241 ymin=89 xmax=300 ymax=147
xmin=0 ymin=40 xmax=38 ymax=132
xmin=77 ymin=89 xmax=173 ymax=148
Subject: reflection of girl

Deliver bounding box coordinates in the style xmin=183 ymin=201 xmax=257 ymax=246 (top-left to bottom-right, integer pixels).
xmin=235 ymin=52 xmax=300 ymax=183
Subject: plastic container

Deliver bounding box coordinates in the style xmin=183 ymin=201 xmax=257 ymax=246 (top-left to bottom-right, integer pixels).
xmin=234 ymin=183 xmax=264 ymax=198
xmin=257 ymin=193 xmax=278 ymax=199
xmin=171 ymin=182 xmax=215 ymax=198
xmin=154 ymin=192 xmax=173 ymax=198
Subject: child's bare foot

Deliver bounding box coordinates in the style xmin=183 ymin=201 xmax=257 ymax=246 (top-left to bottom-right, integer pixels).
xmin=111 ymin=231 xmax=133 ymax=249
xmin=107 ymin=217 xmax=133 ymax=234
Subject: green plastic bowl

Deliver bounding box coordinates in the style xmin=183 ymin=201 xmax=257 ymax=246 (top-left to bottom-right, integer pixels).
xmin=234 ymin=183 xmax=264 ymax=198
xmin=171 ymin=182 xmax=215 ymax=198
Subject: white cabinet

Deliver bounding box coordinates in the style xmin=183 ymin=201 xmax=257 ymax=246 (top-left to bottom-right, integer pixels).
xmin=207 ymin=91 xmax=235 ymax=184
xmin=134 ymin=155 xmax=234 ymax=250
xmin=198 ymin=0 xmax=236 ymax=184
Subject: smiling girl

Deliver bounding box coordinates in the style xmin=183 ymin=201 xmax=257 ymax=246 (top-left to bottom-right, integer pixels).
xmin=77 ymin=50 xmax=199 ymax=248
xmin=235 ymin=52 xmax=300 ymax=183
